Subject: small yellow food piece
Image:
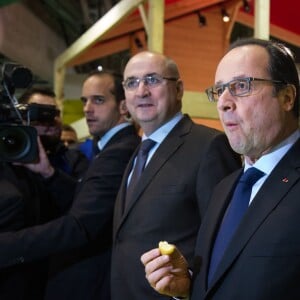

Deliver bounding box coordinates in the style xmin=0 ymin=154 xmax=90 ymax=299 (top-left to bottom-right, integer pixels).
xmin=158 ymin=241 xmax=175 ymax=255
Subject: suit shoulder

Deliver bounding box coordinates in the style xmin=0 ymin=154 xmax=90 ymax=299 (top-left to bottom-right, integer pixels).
xmin=190 ymin=123 xmax=228 ymax=142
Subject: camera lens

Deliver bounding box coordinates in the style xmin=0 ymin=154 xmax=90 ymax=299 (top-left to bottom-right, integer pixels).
xmin=0 ymin=126 xmax=30 ymax=160
xmin=0 ymin=125 xmax=38 ymax=162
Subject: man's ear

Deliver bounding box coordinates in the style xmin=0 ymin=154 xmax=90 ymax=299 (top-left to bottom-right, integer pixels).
xmin=280 ymin=84 xmax=296 ymax=112
xmin=176 ymin=79 xmax=184 ymax=101
xmin=119 ymin=99 xmax=128 ymax=115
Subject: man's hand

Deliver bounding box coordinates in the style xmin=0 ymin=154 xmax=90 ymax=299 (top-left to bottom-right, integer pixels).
xmin=15 ymin=137 xmax=55 ymax=178
xmin=141 ymin=246 xmax=191 ymax=298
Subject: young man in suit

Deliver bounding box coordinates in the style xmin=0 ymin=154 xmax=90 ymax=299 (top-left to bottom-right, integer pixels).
xmin=111 ymin=51 xmax=241 ymax=299
xmin=0 ymin=71 xmax=140 ymax=300
xmin=141 ymin=38 xmax=300 ymax=300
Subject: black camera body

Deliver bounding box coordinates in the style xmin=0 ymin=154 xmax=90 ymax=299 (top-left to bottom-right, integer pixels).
xmin=0 ymin=63 xmax=38 ymax=163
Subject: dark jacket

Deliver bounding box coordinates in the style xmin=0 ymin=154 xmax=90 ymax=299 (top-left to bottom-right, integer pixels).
xmin=0 ymin=164 xmax=49 ymax=300
xmin=0 ymin=125 xmax=140 ymax=300
xmin=191 ymin=138 xmax=300 ymax=300
xmin=112 ymin=115 xmax=241 ymax=300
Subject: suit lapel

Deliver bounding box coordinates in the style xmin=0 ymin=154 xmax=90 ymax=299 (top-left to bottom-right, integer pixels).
xmin=113 ymin=150 xmax=136 ymax=231
xmin=123 ymin=134 xmax=184 ymax=213
xmin=115 ymin=116 xmax=193 ymax=232
xmin=206 ymin=139 xmax=300 ymax=294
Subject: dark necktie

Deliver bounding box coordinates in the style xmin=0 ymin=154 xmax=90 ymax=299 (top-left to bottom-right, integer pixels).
xmin=93 ymin=141 xmax=100 ymax=156
xmin=208 ymin=167 xmax=265 ymax=285
xmin=125 ymin=139 xmax=156 ymax=202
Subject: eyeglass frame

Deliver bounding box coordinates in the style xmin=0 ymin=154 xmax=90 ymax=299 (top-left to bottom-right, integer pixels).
xmin=122 ymin=73 xmax=178 ymax=91
xmin=205 ymin=77 xmax=286 ymax=102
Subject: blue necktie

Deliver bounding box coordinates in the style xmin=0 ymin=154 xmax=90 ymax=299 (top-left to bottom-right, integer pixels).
xmin=208 ymin=167 xmax=265 ymax=285
xmin=126 ymin=139 xmax=156 ymax=202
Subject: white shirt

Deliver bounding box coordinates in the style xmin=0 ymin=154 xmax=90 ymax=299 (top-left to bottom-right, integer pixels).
xmin=245 ymin=130 xmax=300 ymax=204
xmin=127 ymin=112 xmax=183 ymax=185
xmin=97 ymin=122 xmax=132 ymax=151
xmin=143 ymin=112 xmax=183 ymax=165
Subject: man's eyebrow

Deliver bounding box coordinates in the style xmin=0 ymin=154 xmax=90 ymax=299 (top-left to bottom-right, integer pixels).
xmin=215 ymin=75 xmax=247 ymax=85
xmin=80 ymin=95 xmax=105 ymax=99
xmin=126 ymin=73 xmax=158 ymax=79
xmin=91 ymin=95 xmax=105 ymax=98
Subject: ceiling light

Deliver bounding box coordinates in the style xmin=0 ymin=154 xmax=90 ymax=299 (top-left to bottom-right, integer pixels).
xmin=243 ymin=0 xmax=251 ymax=13
xmin=221 ymin=8 xmax=230 ymax=22
xmin=134 ymin=37 xmax=143 ymax=49
xmin=197 ymin=11 xmax=207 ymax=27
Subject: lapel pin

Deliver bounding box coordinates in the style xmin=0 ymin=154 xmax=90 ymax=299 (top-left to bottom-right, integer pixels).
xmin=282 ymin=177 xmax=289 ymax=183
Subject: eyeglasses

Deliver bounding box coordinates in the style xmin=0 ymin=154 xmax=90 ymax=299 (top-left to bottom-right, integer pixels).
xmin=123 ymin=74 xmax=178 ymax=91
xmin=205 ymin=77 xmax=286 ymax=102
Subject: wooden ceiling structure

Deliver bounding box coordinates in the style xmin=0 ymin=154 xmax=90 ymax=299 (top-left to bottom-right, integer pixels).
xmin=54 ymin=0 xmax=243 ymax=103
xmin=54 ymin=0 xmax=300 ymax=127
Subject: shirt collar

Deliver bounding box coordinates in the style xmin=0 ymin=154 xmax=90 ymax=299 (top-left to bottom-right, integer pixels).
xmin=245 ymin=129 xmax=300 ymax=175
xmin=98 ymin=122 xmax=131 ymax=150
xmin=142 ymin=112 xmax=183 ymax=144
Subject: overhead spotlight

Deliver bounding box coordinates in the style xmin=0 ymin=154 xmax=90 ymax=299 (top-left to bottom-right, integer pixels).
xmin=221 ymin=8 xmax=230 ymax=23
xmin=134 ymin=37 xmax=143 ymax=49
xmin=97 ymin=65 xmax=103 ymax=72
xmin=243 ymin=0 xmax=251 ymax=13
xmin=197 ymin=11 xmax=206 ymax=27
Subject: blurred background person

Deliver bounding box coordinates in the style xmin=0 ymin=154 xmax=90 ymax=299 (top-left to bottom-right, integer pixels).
xmin=60 ymin=124 xmax=78 ymax=148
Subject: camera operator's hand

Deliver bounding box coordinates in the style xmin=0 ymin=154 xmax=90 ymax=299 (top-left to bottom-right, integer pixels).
xmin=15 ymin=137 xmax=55 ymax=178
xmin=141 ymin=246 xmax=191 ymax=298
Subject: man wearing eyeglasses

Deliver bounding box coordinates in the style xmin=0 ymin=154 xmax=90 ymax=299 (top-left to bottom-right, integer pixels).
xmin=111 ymin=51 xmax=241 ymax=299
xmin=141 ymin=38 xmax=300 ymax=300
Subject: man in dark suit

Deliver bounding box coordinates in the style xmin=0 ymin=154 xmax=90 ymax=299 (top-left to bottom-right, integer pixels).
xmin=111 ymin=51 xmax=241 ymax=299
xmin=43 ymin=70 xmax=140 ymax=300
xmin=0 ymin=71 xmax=140 ymax=300
xmin=141 ymin=38 xmax=300 ymax=300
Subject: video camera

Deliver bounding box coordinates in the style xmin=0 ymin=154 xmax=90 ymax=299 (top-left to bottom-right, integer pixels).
xmin=0 ymin=63 xmax=59 ymax=163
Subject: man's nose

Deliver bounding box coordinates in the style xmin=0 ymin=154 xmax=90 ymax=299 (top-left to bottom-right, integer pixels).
xmin=135 ymin=80 xmax=150 ymax=96
xmin=217 ymin=88 xmax=235 ymax=112
xmin=83 ymin=99 xmax=93 ymax=112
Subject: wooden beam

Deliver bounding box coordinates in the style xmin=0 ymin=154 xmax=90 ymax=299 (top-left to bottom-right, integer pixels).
xmin=63 ymin=0 xmax=241 ymax=68
xmin=54 ymin=65 xmax=66 ymax=113
xmin=97 ymin=0 xmax=237 ymax=43
xmin=54 ymin=0 xmax=146 ymax=70
xmin=54 ymin=0 xmax=146 ymax=105
xmin=68 ymin=35 xmax=130 ymax=66
xmin=148 ymin=0 xmax=164 ymax=52
xmin=254 ymin=0 xmax=270 ymax=39
xmin=138 ymin=3 xmax=149 ymax=35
